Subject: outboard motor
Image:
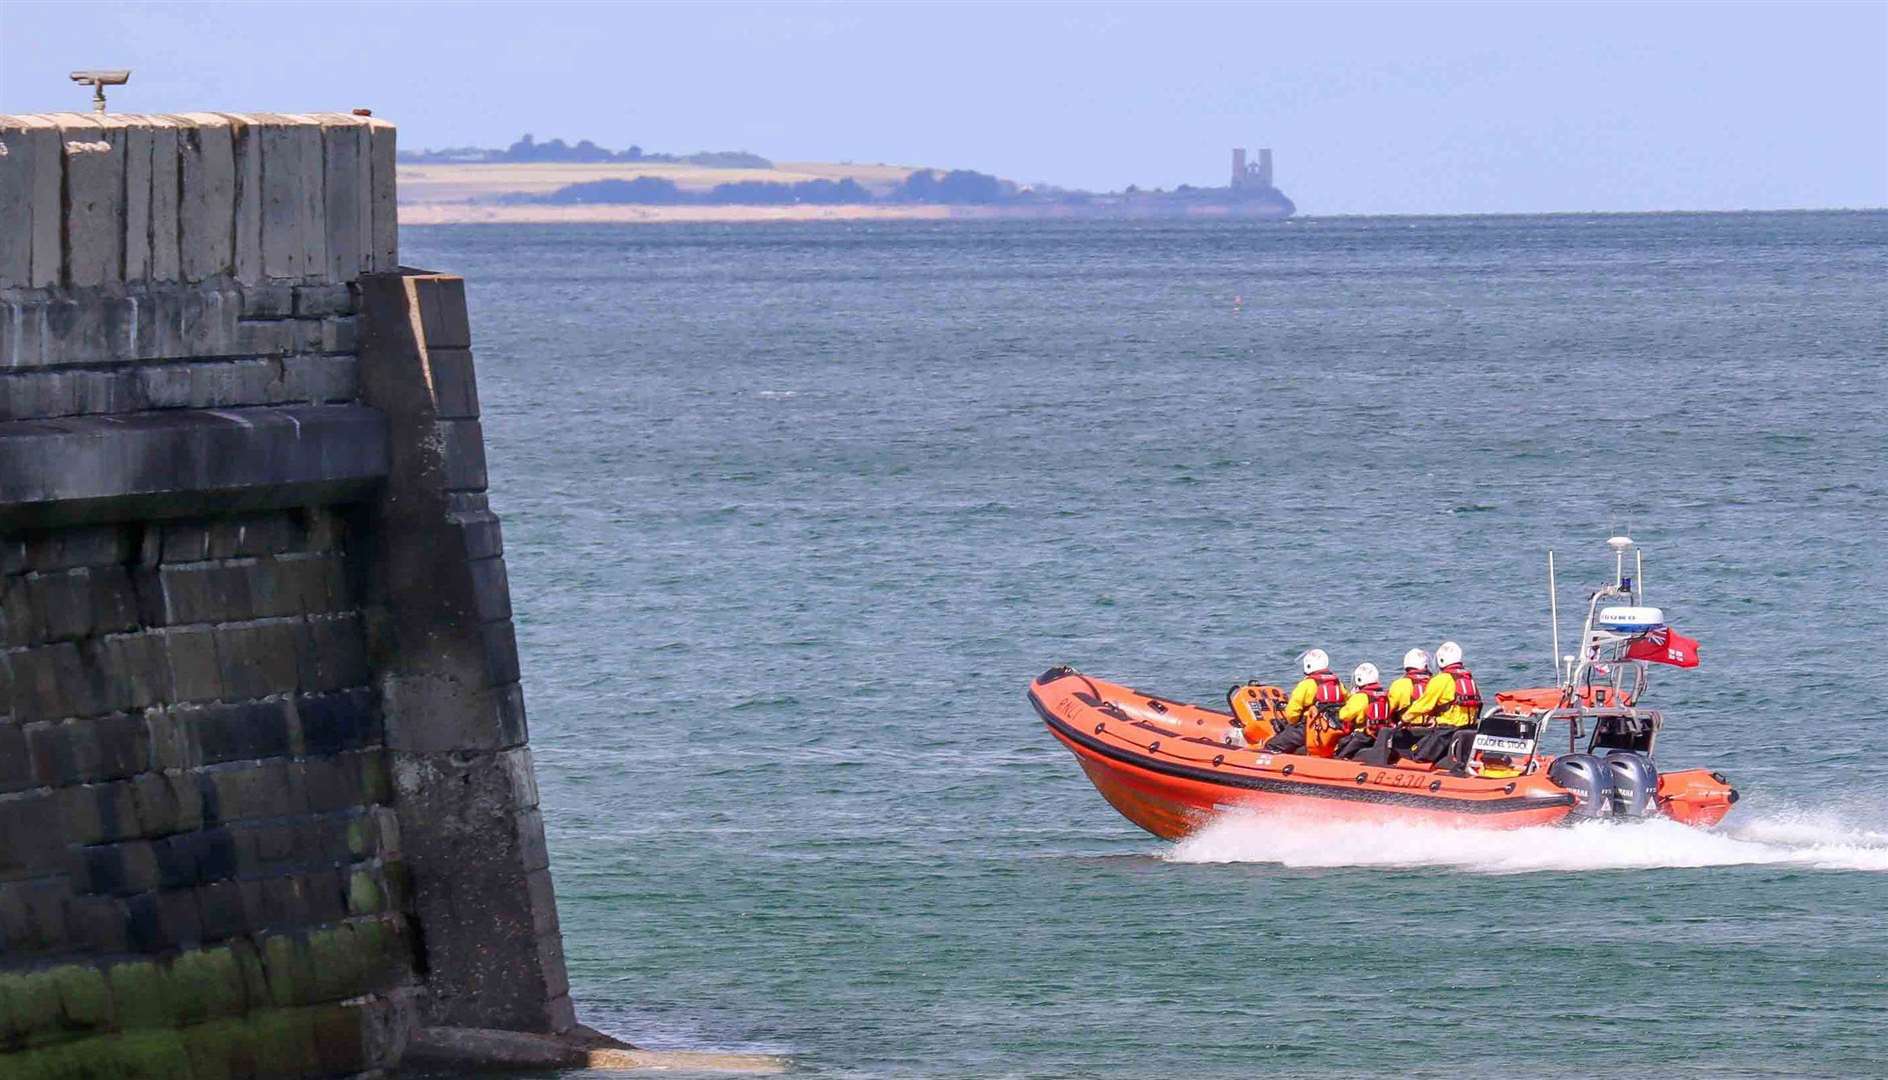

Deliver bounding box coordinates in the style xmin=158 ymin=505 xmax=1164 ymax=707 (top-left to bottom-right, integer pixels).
xmin=1547 ymin=754 xmax=1614 ymax=819
xmin=1603 ymin=753 xmax=1660 ymax=818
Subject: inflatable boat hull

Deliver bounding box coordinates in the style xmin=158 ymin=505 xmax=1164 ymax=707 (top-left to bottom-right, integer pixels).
xmin=1032 ymin=668 xmax=1587 ymax=838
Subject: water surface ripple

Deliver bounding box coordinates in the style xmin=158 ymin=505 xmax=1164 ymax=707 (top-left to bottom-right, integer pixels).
xmin=402 ymin=213 xmax=1888 ymax=1078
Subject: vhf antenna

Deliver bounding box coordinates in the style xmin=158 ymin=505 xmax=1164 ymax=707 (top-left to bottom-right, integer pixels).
xmin=1546 ymin=551 xmax=1557 ymax=682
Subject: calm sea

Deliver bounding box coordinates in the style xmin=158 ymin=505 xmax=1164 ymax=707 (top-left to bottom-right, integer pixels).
xmin=402 ymin=212 xmax=1888 ymax=1079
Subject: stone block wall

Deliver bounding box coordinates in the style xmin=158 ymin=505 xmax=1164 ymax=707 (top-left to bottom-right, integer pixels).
xmin=0 ymin=113 xmax=569 ymax=1077
xmin=0 ymin=112 xmax=395 ymax=294
xmin=353 ymin=275 xmax=570 ymax=1033
xmin=1 ymin=512 xmax=413 ymax=1075
xmin=1 ymin=111 xmax=391 ymax=418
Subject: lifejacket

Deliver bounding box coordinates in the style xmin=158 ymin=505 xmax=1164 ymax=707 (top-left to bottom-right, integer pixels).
xmin=1309 ymin=669 xmax=1346 ymax=720
xmin=1302 ymin=670 xmax=1351 ymax=757
xmin=1443 ymin=663 xmax=1482 ymax=719
xmin=1359 ymin=684 xmax=1392 ymax=733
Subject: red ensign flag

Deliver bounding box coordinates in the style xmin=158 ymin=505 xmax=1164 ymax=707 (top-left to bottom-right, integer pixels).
xmin=1625 ymin=626 xmax=1701 ymax=668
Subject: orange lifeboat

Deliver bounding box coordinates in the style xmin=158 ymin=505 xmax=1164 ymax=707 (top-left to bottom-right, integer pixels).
xmin=1029 ymin=667 xmax=1737 ymax=839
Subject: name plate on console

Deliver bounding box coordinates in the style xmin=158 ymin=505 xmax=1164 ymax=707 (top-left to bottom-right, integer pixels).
xmin=1472 ymin=734 xmax=1534 ymax=755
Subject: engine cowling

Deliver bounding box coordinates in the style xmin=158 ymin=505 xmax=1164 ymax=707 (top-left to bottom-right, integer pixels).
xmin=1547 ymin=754 xmax=1614 ymax=819
xmin=1604 ymin=752 xmax=1659 ymax=818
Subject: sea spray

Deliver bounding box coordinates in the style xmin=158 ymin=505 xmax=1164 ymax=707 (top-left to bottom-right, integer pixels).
xmin=1166 ymin=806 xmax=1888 ymax=875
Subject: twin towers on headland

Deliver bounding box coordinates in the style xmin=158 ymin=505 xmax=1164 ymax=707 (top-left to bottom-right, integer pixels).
xmin=1232 ymin=147 xmax=1276 ymax=191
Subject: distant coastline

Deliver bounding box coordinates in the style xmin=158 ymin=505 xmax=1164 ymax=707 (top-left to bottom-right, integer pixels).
xmin=397 ymin=201 xmax=1309 ymax=225
xmin=399 ymin=201 xmax=956 ymax=225
xmin=399 ymin=135 xmax=1295 ymax=224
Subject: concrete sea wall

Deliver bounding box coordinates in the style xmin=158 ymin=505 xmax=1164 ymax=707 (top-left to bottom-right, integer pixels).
xmin=0 ymin=112 xmax=570 ymax=1076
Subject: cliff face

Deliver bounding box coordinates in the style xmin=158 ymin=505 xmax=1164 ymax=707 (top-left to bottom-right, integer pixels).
xmin=1086 ymin=185 xmax=1294 ymax=219
xmin=0 ymin=112 xmax=569 ymax=1076
xmin=1232 ymin=186 xmax=1297 ymax=218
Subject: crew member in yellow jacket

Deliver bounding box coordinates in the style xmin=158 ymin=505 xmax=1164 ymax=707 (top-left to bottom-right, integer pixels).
xmin=1332 ymin=663 xmax=1391 ymax=760
xmin=1264 ymin=649 xmax=1346 ymax=754
xmin=1386 ymin=648 xmax=1433 ymax=722
xmin=1355 ymin=647 xmax=1434 ymax=764
xmin=1402 ymin=640 xmax=1484 ymax=767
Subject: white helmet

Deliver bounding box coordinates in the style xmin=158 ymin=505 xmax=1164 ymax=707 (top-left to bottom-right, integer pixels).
xmin=1300 ymin=649 xmax=1330 ymax=675
xmin=1436 ymin=641 xmax=1463 ymax=668
xmin=1353 ymin=662 xmax=1380 ymax=687
xmin=1402 ymin=648 xmax=1431 ymax=672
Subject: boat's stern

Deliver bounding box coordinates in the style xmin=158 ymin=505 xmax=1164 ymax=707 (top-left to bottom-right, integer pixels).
xmin=1544 ymin=752 xmax=1737 ymax=826
xmin=1656 ymin=768 xmax=1740 ymax=827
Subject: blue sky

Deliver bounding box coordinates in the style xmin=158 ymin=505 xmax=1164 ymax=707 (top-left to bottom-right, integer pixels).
xmin=3 ymin=1 xmax=1883 ymax=214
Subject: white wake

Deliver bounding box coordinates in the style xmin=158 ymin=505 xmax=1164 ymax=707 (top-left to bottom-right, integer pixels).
xmin=1166 ymin=803 xmax=1888 ymax=875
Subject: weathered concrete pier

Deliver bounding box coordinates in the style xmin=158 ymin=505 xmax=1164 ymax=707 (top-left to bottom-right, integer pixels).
xmin=0 ymin=111 xmax=571 ymax=1076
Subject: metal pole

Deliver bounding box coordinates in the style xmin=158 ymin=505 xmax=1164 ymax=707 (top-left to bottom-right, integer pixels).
xmin=1548 ymin=551 xmax=1561 ymax=684
xmin=1636 ymin=548 xmax=1645 ymax=604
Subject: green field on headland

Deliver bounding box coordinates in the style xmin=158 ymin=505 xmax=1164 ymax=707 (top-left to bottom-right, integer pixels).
xmin=397 ymin=135 xmax=1294 ymax=223
xmin=399 ymin=160 xmax=939 ymax=222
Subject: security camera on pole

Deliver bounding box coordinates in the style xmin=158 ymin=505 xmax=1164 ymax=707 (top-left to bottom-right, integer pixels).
xmin=69 ymin=69 xmax=131 ymax=112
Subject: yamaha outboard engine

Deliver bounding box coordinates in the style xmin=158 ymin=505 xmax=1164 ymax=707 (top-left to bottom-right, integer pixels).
xmin=1604 ymin=753 xmax=1660 ymax=818
xmin=1547 ymin=754 xmax=1614 ymax=819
